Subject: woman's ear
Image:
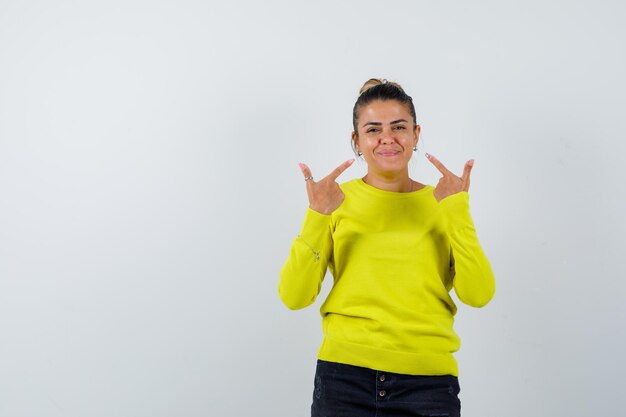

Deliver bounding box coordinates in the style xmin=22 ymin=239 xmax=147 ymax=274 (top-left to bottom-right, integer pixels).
xmin=414 ymin=125 xmax=421 ymax=147
xmin=351 ymin=131 xmax=359 ymax=153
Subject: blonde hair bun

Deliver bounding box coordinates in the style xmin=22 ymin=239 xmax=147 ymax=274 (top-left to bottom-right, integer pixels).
xmin=359 ymin=78 xmax=405 ymax=95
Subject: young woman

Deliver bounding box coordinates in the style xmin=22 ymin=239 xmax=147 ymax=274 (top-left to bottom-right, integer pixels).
xmin=279 ymin=79 xmax=495 ymax=417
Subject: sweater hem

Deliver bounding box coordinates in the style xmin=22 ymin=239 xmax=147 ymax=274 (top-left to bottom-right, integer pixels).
xmin=318 ymin=337 xmax=459 ymax=376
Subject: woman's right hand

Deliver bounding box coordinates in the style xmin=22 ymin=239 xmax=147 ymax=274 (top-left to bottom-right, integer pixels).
xmin=298 ymin=159 xmax=355 ymax=215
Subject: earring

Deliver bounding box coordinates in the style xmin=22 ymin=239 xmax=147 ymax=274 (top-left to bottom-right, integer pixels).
xmin=413 ymin=146 xmax=417 ymax=152
xmin=358 ymin=151 xmax=363 ymax=156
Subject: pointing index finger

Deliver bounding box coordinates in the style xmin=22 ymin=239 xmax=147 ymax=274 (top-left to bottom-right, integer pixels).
xmin=425 ymin=153 xmax=451 ymax=176
xmin=328 ymin=158 xmax=355 ymax=181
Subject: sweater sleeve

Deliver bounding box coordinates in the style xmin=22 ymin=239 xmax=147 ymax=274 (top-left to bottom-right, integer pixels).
xmin=278 ymin=208 xmax=333 ymax=310
xmin=440 ymin=192 xmax=496 ymax=308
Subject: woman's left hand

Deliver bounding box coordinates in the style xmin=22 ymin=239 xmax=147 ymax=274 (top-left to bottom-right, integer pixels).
xmin=426 ymin=153 xmax=473 ymax=202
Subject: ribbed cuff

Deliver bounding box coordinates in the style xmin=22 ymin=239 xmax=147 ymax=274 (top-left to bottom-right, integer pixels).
xmin=439 ymin=192 xmax=473 ymax=232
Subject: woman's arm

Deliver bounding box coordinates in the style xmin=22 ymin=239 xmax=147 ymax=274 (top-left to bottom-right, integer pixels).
xmin=278 ymin=209 xmax=333 ymax=310
xmin=441 ymin=192 xmax=496 ymax=308
xmin=278 ymin=159 xmax=354 ymax=310
xmin=425 ymin=154 xmax=495 ymax=307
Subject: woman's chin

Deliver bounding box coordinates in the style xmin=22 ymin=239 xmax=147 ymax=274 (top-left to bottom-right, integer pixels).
xmin=369 ymin=159 xmax=410 ymax=173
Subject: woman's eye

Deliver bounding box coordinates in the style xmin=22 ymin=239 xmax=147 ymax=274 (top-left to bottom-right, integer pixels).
xmin=366 ymin=128 xmax=379 ymax=133
xmin=393 ymin=125 xmax=406 ymax=130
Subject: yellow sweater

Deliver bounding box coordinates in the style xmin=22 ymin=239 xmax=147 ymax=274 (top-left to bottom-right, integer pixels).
xmin=279 ymin=178 xmax=495 ymax=376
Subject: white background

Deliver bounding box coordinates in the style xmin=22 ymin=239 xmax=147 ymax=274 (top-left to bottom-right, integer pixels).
xmin=1 ymin=1 xmax=625 ymax=416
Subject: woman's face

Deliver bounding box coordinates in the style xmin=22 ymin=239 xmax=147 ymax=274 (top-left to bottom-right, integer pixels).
xmin=352 ymin=100 xmax=420 ymax=176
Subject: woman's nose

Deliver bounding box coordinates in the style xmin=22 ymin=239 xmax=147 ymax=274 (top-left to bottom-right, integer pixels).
xmin=380 ymin=134 xmax=395 ymax=144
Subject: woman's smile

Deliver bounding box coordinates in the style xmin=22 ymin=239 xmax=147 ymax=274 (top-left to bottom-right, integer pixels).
xmin=376 ymin=148 xmax=402 ymax=157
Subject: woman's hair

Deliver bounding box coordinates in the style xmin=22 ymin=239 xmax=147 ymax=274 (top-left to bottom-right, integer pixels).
xmin=352 ymin=78 xmax=417 ymax=135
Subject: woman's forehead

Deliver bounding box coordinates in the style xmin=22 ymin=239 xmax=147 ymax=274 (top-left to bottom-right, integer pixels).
xmin=359 ymin=101 xmax=413 ymax=124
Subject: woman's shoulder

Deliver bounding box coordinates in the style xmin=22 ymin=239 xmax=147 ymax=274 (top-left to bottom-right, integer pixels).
xmin=339 ymin=178 xmax=362 ymax=189
xmin=411 ymin=181 xmax=433 ymax=193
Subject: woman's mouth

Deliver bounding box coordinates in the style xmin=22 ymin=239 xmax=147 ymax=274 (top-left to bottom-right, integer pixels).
xmin=377 ymin=149 xmax=401 ymax=157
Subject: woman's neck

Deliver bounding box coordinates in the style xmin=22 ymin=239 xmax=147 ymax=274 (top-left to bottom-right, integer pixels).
xmin=363 ymin=171 xmax=415 ymax=193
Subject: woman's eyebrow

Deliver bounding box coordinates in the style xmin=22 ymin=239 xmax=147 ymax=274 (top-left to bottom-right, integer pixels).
xmin=362 ymin=121 xmax=382 ymax=127
xmin=362 ymin=119 xmax=409 ymax=128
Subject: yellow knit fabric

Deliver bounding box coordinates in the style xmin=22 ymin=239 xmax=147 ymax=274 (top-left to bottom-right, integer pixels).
xmin=279 ymin=179 xmax=495 ymax=376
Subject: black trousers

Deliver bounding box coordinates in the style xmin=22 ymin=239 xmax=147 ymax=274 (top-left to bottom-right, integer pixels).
xmin=311 ymin=360 xmax=461 ymax=417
